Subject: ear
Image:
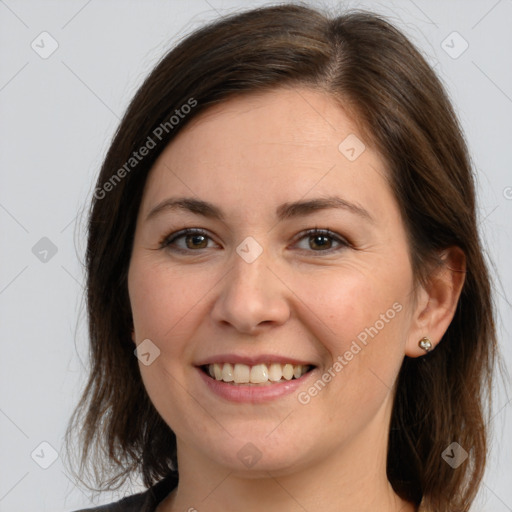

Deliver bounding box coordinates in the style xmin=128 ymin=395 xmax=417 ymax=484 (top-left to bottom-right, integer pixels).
xmin=405 ymin=246 xmax=466 ymax=357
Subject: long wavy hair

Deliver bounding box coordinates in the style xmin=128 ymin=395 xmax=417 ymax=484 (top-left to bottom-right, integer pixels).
xmin=65 ymin=4 xmax=499 ymax=511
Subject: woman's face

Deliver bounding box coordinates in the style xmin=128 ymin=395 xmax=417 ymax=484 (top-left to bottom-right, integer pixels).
xmin=128 ymin=87 xmax=423 ymax=476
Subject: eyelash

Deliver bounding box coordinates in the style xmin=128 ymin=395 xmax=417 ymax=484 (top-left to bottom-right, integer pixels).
xmin=159 ymin=227 xmax=351 ymax=255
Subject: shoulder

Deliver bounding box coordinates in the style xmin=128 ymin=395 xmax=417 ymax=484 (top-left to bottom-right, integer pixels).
xmin=70 ymin=472 xmax=179 ymax=512
xmin=73 ymin=493 xmax=144 ymax=511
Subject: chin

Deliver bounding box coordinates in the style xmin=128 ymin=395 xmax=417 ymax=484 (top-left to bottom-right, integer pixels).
xmin=188 ymin=425 xmax=318 ymax=477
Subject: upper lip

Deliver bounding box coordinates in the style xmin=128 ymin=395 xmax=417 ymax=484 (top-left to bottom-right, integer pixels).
xmin=195 ymin=353 xmax=316 ymax=367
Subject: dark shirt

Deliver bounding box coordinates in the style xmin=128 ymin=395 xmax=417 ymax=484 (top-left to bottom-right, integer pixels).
xmin=73 ymin=472 xmax=179 ymax=512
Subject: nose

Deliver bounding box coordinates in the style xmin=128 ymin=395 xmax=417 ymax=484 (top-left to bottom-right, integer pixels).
xmin=210 ymin=247 xmax=291 ymax=334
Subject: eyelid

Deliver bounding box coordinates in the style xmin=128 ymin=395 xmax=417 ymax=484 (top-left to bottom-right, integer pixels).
xmin=159 ymin=227 xmax=351 ymax=253
xmin=291 ymin=228 xmax=351 ymax=253
xmin=159 ymin=228 xmax=218 ymax=251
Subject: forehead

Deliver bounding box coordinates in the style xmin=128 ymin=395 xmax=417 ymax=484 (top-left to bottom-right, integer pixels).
xmin=140 ymin=87 xmax=395 ymax=223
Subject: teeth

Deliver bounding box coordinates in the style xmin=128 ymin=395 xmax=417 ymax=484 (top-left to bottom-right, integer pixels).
xmin=222 ymin=363 xmax=234 ymax=382
xmin=233 ymin=363 xmax=250 ymax=383
xmin=268 ymin=363 xmax=283 ymax=382
xmin=206 ymin=362 xmax=310 ymax=384
xmin=282 ymin=364 xmax=294 ymax=380
xmin=250 ymin=364 xmax=268 ymax=383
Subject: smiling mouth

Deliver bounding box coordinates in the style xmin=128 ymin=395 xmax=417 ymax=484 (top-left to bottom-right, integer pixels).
xmin=201 ymin=362 xmax=315 ymax=385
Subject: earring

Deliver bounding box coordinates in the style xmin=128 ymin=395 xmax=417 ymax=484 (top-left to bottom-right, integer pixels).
xmin=418 ymin=336 xmax=433 ymax=352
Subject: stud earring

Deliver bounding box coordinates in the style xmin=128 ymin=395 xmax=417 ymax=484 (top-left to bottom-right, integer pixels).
xmin=418 ymin=336 xmax=433 ymax=353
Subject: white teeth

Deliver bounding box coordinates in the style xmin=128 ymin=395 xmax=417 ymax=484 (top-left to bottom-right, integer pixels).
xmin=233 ymin=363 xmax=250 ymax=383
xmin=282 ymin=364 xmax=294 ymax=380
xmin=206 ymin=362 xmax=311 ymax=384
xmin=268 ymin=363 xmax=283 ymax=382
xmin=222 ymin=363 xmax=234 ymax=382
xmin=250 ymin=364 xmax=268 ymax=383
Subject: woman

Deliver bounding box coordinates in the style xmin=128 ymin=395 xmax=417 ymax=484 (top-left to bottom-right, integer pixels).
xmin=67 ymin=4 xmax=498 ymax=511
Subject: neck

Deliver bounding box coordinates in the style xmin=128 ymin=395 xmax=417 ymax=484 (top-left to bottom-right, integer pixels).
xmin=157 ymin=404 xmax=416 ymax=512
xmin=163 ymin=462 xmax=414 ymax=512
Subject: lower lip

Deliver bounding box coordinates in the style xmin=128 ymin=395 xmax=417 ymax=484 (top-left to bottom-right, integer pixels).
xmin=197 ymin=367 xmax=314 ymax=403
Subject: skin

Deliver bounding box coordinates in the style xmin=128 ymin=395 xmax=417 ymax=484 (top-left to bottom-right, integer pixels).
xmin=127 ymin=87 xmax=465 ymax=512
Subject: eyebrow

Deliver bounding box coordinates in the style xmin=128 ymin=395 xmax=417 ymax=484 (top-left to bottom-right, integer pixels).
xmin=146 ymin=196 xmax=374 ymax=224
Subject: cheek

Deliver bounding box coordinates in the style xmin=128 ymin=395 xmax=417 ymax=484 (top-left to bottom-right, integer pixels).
xmin=128 ymin=260 xmax=208 ymax=427
xmin=129 ymin=259 xmax=206 ymax=342
xmin=301 ymin=264 xmax=408 ymax=346
xmin=298 ymin=262 xmax=411 ymax=406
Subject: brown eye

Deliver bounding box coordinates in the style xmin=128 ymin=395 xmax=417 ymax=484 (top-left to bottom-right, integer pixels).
xmin=160 ymin=228 xmax=216 ymax=252
xmin=185 ymin=233 xmax=208 ymax=249
xmin=309 ymin=234 xmax=333 ymax=250
xmin=294 ymin=229 xmax=349 ymax=253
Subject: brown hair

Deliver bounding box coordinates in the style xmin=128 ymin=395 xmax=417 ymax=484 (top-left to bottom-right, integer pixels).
xmin=65 ymin=4 xmax=499 ymax=511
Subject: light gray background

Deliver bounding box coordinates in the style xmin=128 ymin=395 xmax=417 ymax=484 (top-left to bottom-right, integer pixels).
xmin=0 ymin=0 xmax=510 ymax=511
